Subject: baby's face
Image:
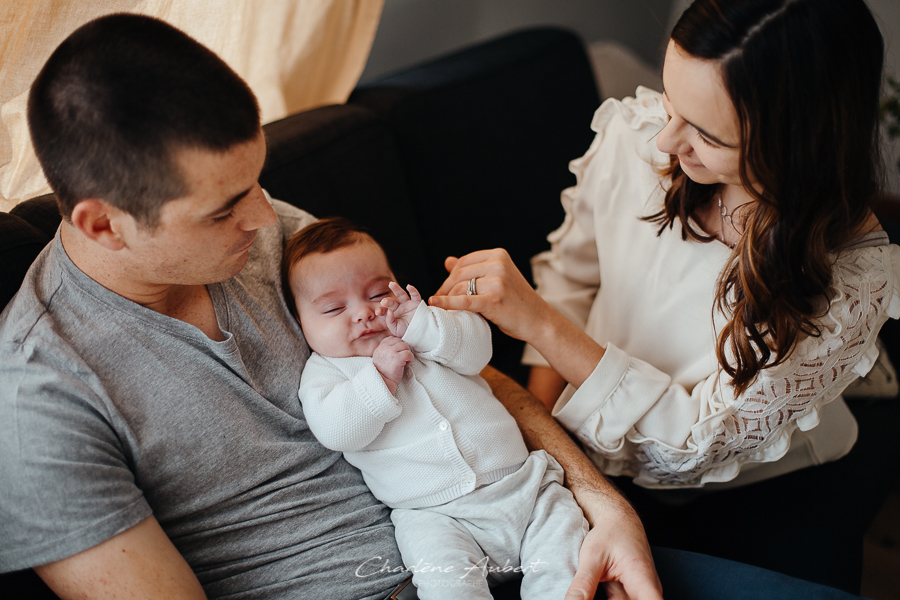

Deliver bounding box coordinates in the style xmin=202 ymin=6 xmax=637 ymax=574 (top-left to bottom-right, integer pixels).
xmin=290 ymin=240 xmax=395 ymax=358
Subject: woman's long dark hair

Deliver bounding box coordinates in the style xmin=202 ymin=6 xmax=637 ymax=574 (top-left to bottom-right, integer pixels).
xmin=646 ymin=0 xmax=885 ymax=394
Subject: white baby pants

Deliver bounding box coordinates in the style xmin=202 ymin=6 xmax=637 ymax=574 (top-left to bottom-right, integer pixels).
xmin=390 ymin=450 xmax=588 ymax=600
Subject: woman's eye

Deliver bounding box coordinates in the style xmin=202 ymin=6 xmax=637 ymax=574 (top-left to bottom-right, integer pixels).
xmin=697 ymin=132 xmax=720 ymax=149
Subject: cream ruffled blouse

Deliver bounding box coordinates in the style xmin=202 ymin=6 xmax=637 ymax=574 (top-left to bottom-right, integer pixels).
xmin=523 ymin=87 xmax=900 ymax=489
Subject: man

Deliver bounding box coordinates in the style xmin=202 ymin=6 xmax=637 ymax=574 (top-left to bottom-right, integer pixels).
xmin=0 ymin=14 xmax=661 ymax=600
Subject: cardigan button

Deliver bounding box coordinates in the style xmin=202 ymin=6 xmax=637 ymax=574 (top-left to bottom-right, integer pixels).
xmin=439 ymin=421 xmax=449 ymax=431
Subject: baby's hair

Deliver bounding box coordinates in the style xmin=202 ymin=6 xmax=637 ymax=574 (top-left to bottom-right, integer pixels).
xmin=281 ymin=217 xmax=381 ymax=321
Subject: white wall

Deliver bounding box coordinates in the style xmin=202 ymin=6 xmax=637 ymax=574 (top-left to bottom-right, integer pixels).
xmin=870 ymin=0 xmax=900 ymax=194
xmin=363 ymin=0 xmax=900 ymax=193
xmin=360 ymin=0 xmax=674 ymax=82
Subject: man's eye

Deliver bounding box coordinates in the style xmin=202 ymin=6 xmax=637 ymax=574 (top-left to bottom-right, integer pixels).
xmin=212 ymin=210 xmax=234 ymax=223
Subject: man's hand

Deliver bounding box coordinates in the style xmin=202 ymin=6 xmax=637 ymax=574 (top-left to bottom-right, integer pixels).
xmin=373 ymin=336 xmax=413 ymax=394
xmin=481 ymin=366 xmax=663 ymax=600
xmin=564 ymin=488 xmax=662 ymax=600
xmin=378 ymin=282 xmax=421 ymax=338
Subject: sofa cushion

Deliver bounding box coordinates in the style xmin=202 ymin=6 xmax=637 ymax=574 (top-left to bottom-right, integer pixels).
xmin=260 ymin=103 xmax=435 ymax=293
xmin=9 ymin=194 xmax=62 ymax=239
xmin=350 ymin=27 xmax=600 ymax=283
xmin=351 ymin=27 xmax=601 ymax=382
xmin=0 ymin=211 xmax=51 ymax=311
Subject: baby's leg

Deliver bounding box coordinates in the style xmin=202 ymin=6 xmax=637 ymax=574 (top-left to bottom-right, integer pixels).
xmin=390 ymin=508 xmax=493 ymax=600
xmin=518 ymin=453 xmax=589 ymax=600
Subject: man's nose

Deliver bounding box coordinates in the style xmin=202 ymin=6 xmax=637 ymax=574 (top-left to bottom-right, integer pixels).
xmin=237 ymin=185 xmax=277 ymax=231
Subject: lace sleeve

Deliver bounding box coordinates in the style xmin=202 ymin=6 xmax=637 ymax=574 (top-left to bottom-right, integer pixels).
xmin=559 ymin=245 xmax=900 ymax=488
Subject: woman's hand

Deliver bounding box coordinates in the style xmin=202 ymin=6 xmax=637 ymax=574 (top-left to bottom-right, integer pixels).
xmin=430 ymin=249 xmax=555 ymax=343
xmin=431 ymin=249 xmax=606 ymax=390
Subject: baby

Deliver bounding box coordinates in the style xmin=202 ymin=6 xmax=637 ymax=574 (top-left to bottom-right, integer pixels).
xmin=283 ymin=217 xmax=586 ymax=599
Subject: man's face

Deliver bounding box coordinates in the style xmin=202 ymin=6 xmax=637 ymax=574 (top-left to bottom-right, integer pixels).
xmin=291 ymin=241 xmax=396 ymax=358
xmin=118 ymin=132 xmax=276 ymax=286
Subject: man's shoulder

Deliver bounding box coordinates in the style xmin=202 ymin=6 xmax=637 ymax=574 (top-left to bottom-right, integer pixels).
xmin=0 ymin=242 xmax=64 ymax=348
xmin=268 ymin=194 xmax=316 ymax=239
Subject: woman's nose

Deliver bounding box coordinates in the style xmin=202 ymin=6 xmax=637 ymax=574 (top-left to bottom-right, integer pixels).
xmin=656 ymin=117 xmax=689 ymax=156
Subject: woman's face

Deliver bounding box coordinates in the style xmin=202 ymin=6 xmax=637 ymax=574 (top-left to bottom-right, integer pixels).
xmin=657 ymin=40 xmax=743 ymax=187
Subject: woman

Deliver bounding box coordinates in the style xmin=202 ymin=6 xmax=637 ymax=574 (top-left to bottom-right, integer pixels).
xmin=430 ymin=0 xmax=899 ymax=592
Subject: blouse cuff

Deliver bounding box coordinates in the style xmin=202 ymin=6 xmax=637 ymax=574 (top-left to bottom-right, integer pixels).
xmin=553 ymin=343 xmax=669 ymax=450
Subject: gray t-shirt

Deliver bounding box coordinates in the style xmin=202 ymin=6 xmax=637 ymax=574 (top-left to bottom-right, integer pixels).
xmin=0 ymin=199 xmax=407 ymax=599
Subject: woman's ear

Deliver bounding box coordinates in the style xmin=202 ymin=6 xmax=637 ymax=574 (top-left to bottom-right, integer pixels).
xmin=69 ymin=199 xmax=128 ymax=251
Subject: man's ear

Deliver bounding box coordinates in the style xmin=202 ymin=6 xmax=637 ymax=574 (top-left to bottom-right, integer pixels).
xmin=69 ymin=199 xmax=128 ymax=251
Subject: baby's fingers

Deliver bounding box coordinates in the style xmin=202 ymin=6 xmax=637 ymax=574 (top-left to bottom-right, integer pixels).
xmin=405 ymin=284 xmax=422 ymax=305
xmin=388 ymin=281 xmax=409 ymax=304
xmin=380 ymin=296 xmax=399 ymax=311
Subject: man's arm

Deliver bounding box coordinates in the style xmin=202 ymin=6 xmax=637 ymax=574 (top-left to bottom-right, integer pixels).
xmin=34 ymin=516 xmax=207 ymax=600
xmin=481 ymin=366 xmax=663 ymax=600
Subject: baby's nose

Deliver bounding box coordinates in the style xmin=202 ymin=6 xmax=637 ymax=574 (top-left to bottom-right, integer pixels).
xmin=355 ymin=305 xmax=376 ymax=322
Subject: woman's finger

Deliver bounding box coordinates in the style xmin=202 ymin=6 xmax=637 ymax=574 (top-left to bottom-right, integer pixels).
xmin=435 ymin=262 xmax=512 ymax=301
xmin=435 ymin=249 xmax=510 ymax=296
xmin=428 ymin=292 xmax=485 ymax=313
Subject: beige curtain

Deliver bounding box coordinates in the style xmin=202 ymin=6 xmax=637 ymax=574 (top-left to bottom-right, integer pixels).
xmin=0 ymin=0 xmax=384 ymax=211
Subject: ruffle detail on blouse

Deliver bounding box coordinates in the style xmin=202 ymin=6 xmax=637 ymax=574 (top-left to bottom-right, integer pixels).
xmin=589 ymin=86 xmax=665 ymax=136
xmin=887 ymin=245 xmax=900 ymax=320
xmin=567 ymin=87 xmax=666 ymax=191
xmin=594 ymin=243 xmax=900 ymax=489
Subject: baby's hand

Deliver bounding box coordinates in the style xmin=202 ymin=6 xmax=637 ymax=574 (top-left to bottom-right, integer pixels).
xmin=378 ymin=282 xmax=421 ymax=338
xmin=373 ymin=336 xmax=413 ymax=395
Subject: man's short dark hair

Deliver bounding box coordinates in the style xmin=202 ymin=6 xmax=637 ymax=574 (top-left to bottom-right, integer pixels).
xmin=27 ymin=13 xmax=261 ymax=227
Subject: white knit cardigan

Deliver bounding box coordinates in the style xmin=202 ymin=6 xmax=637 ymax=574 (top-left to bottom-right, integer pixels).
xmin=299 ymin=303 xmax=528 ymax=508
